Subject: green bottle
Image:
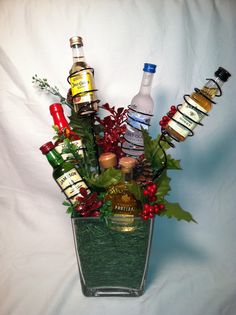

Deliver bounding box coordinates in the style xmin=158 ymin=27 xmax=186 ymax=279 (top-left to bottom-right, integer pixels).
xmin=40 ymin=141 xmax=89 ymax=204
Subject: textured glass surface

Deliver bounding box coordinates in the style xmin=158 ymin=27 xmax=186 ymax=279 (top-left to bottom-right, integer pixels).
xmin=71 ymin=216 xmax=154 ymax=297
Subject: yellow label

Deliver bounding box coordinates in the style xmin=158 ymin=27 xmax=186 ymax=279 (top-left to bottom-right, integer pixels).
xmin=56 ymin=168 xmax=83 ymax=190
xmin=70 ymin=70 xmax=94 ymax=96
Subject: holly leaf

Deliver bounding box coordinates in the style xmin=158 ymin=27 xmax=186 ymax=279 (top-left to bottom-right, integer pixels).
xmin=155 ymin=171 xmax=171 ymax=198
xmin=127 ymin=181 xmax=144 ymax=203
xmin=85 ymin=168 xmax=122 ymax=188
xmin=160 ymin=200 xmax=197 ymax=223
xmin=166 ymin=154 xmax=182 ymax=170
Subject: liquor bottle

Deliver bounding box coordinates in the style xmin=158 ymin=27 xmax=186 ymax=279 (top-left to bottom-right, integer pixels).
xmin=68 ymin=36 xmax=99 ymax=115
xmin=98 ymin=152 xmax=117 ymax=171
xmin=50 ymin=103 xmax=84 ymax=161
xmin=40 ymin=141 xmax=90 ymax=205
xmin=106 ymin=157 xmax=140 ymax=232
xmin=123 ymin=63 xmax=156 ymax=157
xmin=165 ymin=67 xmax=231 ymax=141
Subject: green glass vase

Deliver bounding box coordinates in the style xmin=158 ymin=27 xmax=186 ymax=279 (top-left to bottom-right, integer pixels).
xmin=71 ymin=216 xmax=154 ymax=297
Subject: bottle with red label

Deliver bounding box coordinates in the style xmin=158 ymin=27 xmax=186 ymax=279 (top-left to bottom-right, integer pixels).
xmin=68 ymin=36 xmax=99 ymax=115
xmin=39 ymin=141 xmax=90 ymax=205
xmin=49 ymin=103 xmax=84 ymax=161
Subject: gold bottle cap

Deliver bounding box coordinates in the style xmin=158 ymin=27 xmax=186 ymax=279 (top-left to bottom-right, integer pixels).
xmin=99 ymin=152 xmax=117 ymax=169
xmin=119 ymin=157 xmax=136 ymax=173
xmin=69 ymin=36 xmax=83 ymax=47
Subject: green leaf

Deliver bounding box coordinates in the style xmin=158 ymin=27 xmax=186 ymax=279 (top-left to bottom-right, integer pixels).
xmin=160 ymin=200 xmax=197 ymax=223
xmin=155 ymin=171 xmax=171 ymax=198
xmin=166 ymin=154 xmax=182 ymax=170
xmin=85 ymin=168 xmax=122 ymax=189
xmin=127 ymin=181 xmax=144 ymax=203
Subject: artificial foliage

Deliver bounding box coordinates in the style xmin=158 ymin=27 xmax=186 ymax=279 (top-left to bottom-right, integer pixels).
xmin=33 ymin=75 xmax=196 ymax=223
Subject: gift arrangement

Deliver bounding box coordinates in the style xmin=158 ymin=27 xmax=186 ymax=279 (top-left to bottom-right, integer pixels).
xmin=33 ymin=36 xmax=231 ymax=296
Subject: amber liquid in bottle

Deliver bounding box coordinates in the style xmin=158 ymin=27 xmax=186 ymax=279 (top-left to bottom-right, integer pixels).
xmin=106 ymin=157 xmax=140 ymax=232
xmin=165 ymin=67 xmax=231 ymax=141
xmin=69 ymin=36 xmax=98 ymax=115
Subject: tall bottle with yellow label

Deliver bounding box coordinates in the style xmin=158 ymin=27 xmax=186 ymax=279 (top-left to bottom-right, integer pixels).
xmin=40 ymin=141 xmax=90 ymax=205
xmin=68 ymin=36 xmax=99 ymax=116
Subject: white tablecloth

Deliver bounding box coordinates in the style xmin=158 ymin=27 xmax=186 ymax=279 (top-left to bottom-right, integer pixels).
xmin=1 ymin=0 xmax=236 ymax=314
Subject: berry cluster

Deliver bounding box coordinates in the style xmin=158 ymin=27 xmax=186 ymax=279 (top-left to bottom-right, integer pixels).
xmin=159 ymin=105 xmax=178 ymax=129
xmin=141 ymin=182 xmax=165 ymax=220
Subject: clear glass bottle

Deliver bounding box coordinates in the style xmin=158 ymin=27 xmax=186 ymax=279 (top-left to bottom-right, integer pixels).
xmin=123 ymin=63 xmax=156 ymax=157
xmin=49 ymin=103 xmax=84 ymax=160
xmin=165 ymin=67 xmax=231 ymax=141
xmin=69 ymin=36 xmax=98 ymax=115
xmin=40 ymin=141 xmax=89 ymax=204
xmin=106 ymin=157 xmax=140 ymax=232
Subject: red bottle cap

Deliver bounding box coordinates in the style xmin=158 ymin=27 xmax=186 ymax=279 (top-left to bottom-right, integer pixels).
xmin=49 ymin=103 xmax=71 ymax=132
xmin=49 ymin=103 xmax=63 ymax=115
xmin=39 ymin=141 xmax=55 ymax=154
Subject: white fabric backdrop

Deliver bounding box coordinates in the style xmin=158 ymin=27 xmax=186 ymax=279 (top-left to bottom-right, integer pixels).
xmin=1 ymin=0 xmax=236 ymax=314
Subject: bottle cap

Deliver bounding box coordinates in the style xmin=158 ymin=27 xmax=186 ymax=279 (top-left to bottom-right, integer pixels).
xmin=119 ymin=157 xmax=136 ymax=173
xmin=70 ymin=36 xmax=83 ymax=47
xmin=215 ymin=67 xmax=231 ymax=82
xmin=143 ymin=63 xmax=157 ymax=73
xmin=99 ymin=152 xmax=117 ymax=169
xmin=49 ymin=103 xmax=63 ymax=115
xmin=39 ymin=141 xmax=55 ymax=155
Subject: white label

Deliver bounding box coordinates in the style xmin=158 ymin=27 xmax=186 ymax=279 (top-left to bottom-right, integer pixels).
xmin=125 ymin=127 xmax=144 ymax=146
xmin=64 ymin=181 xmax=88 ymax=198
xmin=168 ymin=97 xmax=207 ymax=138
xmin=55 ymin=139 xmax=84 ymax=160
xmin=56 ymin=168 xmax=83 ymax=190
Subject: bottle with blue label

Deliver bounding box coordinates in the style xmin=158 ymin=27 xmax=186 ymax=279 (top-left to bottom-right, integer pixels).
xmin=122 ymin=63 xmax=156 ymax=157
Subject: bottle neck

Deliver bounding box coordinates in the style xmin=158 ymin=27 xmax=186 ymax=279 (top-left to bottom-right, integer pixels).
xmin=45 ymin=149 xmax=64 ymax=169
xmin=139 ymin=71 xmax=154 ymax=95
xmin=121 ymin=169 xmax=133 ymax=183
xmin=71 ymin=44 xmax=86 ymax=64
xmin=201 ymin=76 xmax=225 ymax=99
xmin=51 ymin=109 xmax=71 ymax=133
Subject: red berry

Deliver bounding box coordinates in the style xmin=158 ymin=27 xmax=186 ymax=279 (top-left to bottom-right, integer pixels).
xmin=144 ymin=203 xmax=150 ymax=211
xmin=143 ymin=189 xmax=149 ymax=196
xmin=149 ymin=196 xmax=157 ymax=202
xmin=158 ymin=204 xmax=165 ymax=210
xmin=163 ymin=116 xmax=169 ymax=122
xmin=171 ymin=105 xmax=177 ymax=111
xmin=149 ymin=213 xmax=154 ymax=219
xmin=142 ymin=209 xmax=149 ymax=216
xmin=159 ymin=120 xmax=164 ymax=126
xmin=142 ymin=214 xmax=149 ymax=221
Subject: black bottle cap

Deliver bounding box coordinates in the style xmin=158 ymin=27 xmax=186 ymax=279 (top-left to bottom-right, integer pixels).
xmin=215 ymin=67 xmax=231 ymax=82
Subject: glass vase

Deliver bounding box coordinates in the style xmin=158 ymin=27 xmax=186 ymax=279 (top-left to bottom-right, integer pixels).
xmin=71 ymin=216 xmax=154 ymax=297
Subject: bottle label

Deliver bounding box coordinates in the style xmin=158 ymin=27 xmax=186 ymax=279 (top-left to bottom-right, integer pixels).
xmin=56 ymin=168 xmax=89 ymax=204
xmin=168 ymin=96 xmax=207 ymax=138
xmin=57 ymin=168 xmax=83 ymax=190
xmin=55 ymin=139 xmax=84 ymax=160
xmin=127 ymin=110 xmax=151 ymax=131
xmin=70 ymin=70 xmax=94 ymax=96
xmin=125 ymin=127 xmax=144 ymax=146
